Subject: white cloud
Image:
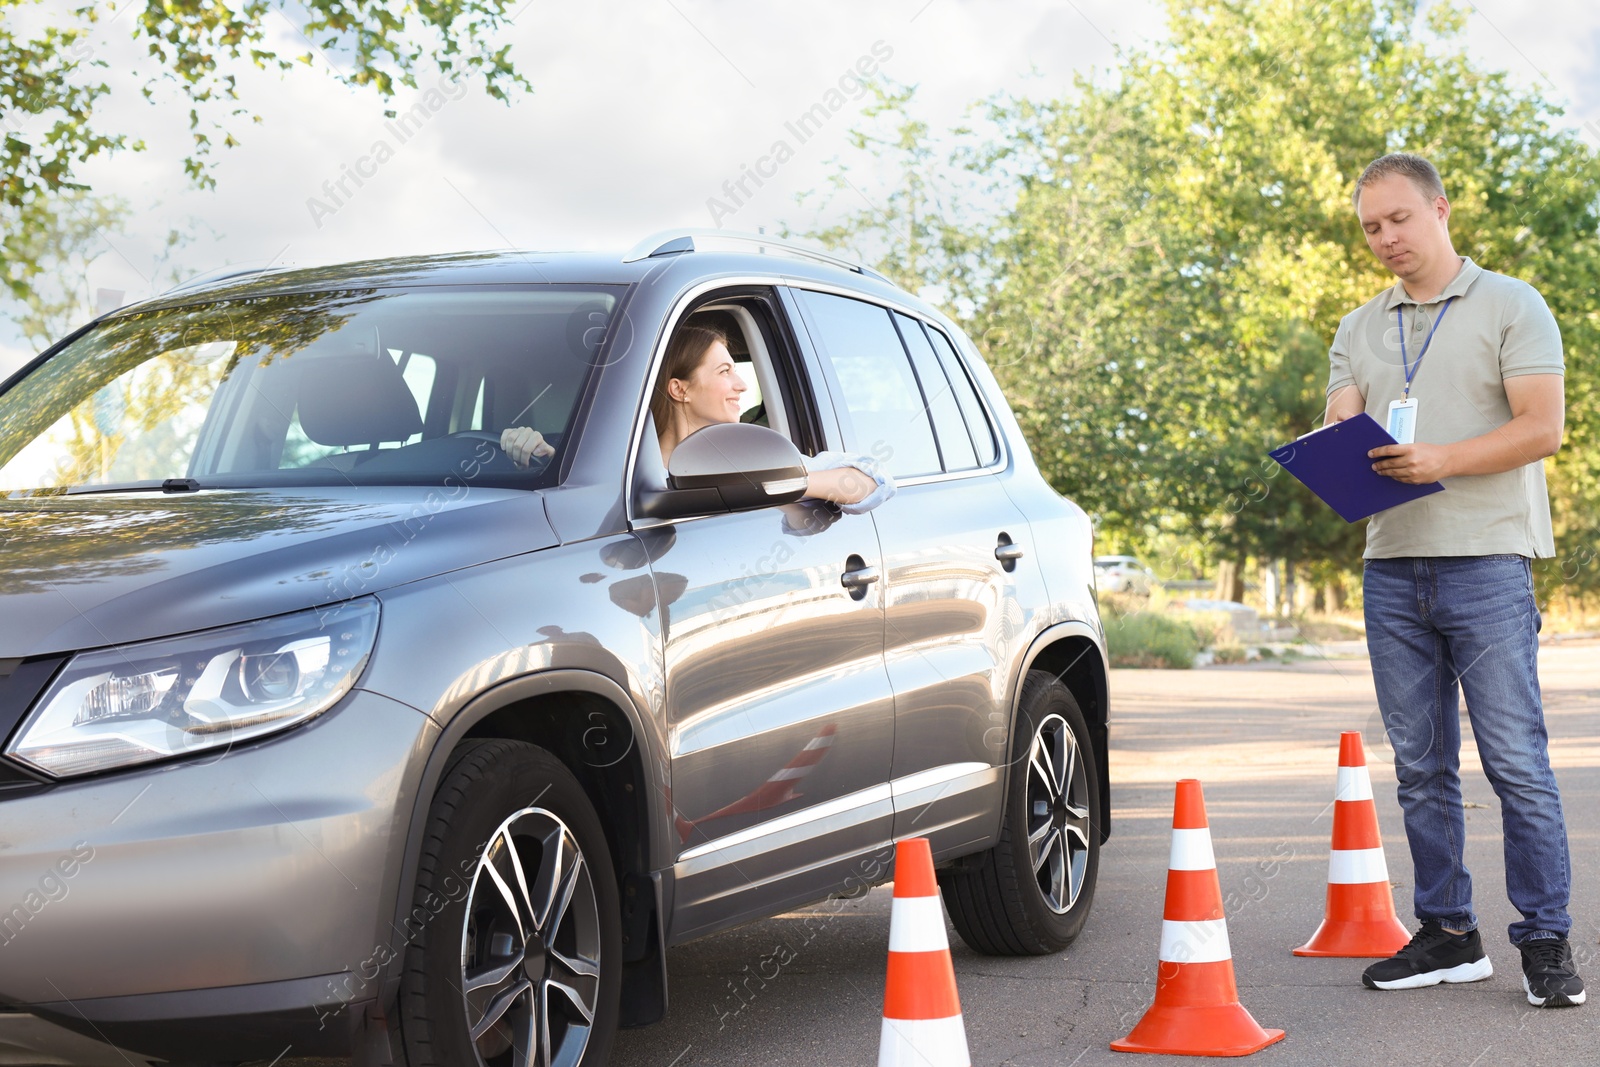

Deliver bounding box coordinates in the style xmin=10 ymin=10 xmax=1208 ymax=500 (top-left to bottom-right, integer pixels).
xmin=2 ymin=0 xmax=1595 ymax=357
xmin=60 ymin=0 xmax=1167 ymax=273
xmin=1456 ymin=0 xmax=1600 ymax=126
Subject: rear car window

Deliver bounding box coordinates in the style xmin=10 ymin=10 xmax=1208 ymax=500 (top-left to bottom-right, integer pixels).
xmin=893 ymin=312 xmax=979 ymax=471
xmin=793 ymin=289 xmax=942 ymax=478
xmin=922 ymin=324 xmax=999 ymax=467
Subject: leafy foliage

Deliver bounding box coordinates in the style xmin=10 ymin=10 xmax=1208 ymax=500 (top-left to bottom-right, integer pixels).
xmin=800 ymin=0 xmax=1600 ymax=597
xmin=2 ymin=0 xmax=532 ymax=305
xmin=1104 ymin=610 xmax=1200 ymax=669
xmin=2 ymin=189 xmax=130 ymax=351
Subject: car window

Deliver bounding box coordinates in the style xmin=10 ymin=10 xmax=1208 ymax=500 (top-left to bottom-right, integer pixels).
xmin=793 ymin=289 xmax=942 ymax=478
xmin=733 ymin=361 xmax=766 ymax=422
xmin=399 ymin=352 xmax=438 ymax=424
xmin=0 ymin=286 xmax=621 ymax=494
xmin=282 ymin=349 xmax=437 ymax=467
xmin=893 ymin=313 xmax=978 ymax=471
xmin=681 ymin=302 xmax=790 ymax=439
xmin=923 ymin=324 xmax=1000 ymax=467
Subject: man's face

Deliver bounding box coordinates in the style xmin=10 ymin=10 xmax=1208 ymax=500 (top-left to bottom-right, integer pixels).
xmin=1356 ymin=173 xmax=1451 ymax=283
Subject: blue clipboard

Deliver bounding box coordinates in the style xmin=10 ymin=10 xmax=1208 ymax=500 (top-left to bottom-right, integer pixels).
xmin=1268 ymin=412 xmax=1444 ymax=523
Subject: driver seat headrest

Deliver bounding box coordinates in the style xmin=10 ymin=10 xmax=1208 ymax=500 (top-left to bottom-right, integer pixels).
xmin=297 ymin=356 xmax=423 ymax=446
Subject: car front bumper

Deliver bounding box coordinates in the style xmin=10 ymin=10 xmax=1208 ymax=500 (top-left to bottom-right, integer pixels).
xmin=0 ymin=689 xmax=436 ymax=1060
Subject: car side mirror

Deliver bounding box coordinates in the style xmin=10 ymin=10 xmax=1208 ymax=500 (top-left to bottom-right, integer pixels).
xmin=637 ymin=423 xmax=809 ymax=520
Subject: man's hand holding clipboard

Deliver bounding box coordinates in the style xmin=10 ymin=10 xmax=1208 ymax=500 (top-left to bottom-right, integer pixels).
xmin=1267 ymin=413 xmax=1445 ymax=523
xmin=1364 ymin=438 xmax=1455 ymax=484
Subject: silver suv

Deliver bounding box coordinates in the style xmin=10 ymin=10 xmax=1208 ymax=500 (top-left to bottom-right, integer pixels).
xmin=0 ymin=232 xmax=1109 ymax=1066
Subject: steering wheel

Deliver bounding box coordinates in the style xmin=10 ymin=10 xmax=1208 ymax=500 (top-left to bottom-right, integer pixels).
xmin=445 ymin=430 xmax=554 ymax=473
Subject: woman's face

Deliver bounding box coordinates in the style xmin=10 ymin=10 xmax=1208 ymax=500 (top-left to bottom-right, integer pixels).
xmin=671 ymin=340 xmax=746 ymax=429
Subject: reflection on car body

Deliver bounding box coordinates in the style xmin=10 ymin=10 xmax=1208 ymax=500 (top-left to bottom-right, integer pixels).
xmin=0 ymin=231 xmax=1109 ymax=1066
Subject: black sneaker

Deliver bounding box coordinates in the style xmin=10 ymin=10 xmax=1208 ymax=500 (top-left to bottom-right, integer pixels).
xmin=1362 ymin=921 xmax=1493 ymax=990
xmin=1520 ymin=938 xmax=1586 ymax=1007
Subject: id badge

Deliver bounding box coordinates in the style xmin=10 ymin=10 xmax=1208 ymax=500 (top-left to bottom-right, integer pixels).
xmin=1386 ymin=397 xmax=1418 ymax=444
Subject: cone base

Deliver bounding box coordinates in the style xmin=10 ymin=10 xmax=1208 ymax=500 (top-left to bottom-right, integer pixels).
xmin=1111 ymin=1004 xmax=1285 ymax=1057
xmin=1294 ymin=914 xmax=1412 ymax=957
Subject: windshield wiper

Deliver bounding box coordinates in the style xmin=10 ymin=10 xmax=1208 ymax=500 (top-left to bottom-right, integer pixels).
xmin=64 ymin=478 xmax=206 ymax=495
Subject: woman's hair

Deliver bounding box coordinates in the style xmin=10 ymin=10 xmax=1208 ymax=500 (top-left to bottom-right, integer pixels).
xmin=648 ymin=321 xmax=730 ymax=434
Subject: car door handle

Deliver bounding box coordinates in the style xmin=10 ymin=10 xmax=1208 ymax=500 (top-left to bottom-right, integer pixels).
xmin=840 ymin=566 xmax=880 ymax=589
xmin=994 ymin=544 xmax=1025 ymax=563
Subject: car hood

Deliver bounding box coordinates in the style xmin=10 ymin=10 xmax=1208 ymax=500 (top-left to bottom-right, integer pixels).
xmin=0 ymin=487 xmax=558 ymax=656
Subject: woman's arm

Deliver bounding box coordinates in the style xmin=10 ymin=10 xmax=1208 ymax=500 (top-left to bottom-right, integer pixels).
xmin=805 ymin=465 xmax=876 ymax=505
xmin=803 ymin=451 xmax=895 ymax=513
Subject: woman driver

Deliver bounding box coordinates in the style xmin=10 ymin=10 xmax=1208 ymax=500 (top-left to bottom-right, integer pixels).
xmin=500 ymin=323 xmax=892 ymax=513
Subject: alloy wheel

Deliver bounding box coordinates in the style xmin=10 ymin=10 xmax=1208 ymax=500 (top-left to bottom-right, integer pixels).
xmin=460 ymin=806 xmax=603 ymax=1067
xmin=1025 ymin=712 xmax=1092 ymax=914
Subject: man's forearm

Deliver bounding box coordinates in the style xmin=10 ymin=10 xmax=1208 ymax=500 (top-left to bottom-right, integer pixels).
xmin=1324 ymin=383 xmax=1365 ymax=425
xmin=1439 ymin=412 xmax=1562 ymax=478
xmin=1367 ymin=373 xmax=1563 ymax=485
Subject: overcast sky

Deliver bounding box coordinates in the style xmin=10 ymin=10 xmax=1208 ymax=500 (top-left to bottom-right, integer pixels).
xmin=3 ymin=0 xmax=1598 ymax=374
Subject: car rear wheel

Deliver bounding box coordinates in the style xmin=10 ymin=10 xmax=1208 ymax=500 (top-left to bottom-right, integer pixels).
xmin=399 ymin=739 xmax=621 ymax=1066
xmin=939 ymin=670 xmax=1101 ymax=955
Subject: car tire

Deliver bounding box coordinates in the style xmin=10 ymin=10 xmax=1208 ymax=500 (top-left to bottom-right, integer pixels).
xmin=398 ymin=738 xmax=621 ymax=1066
xmin=939 ymin=670 xmax=1101 ymax=955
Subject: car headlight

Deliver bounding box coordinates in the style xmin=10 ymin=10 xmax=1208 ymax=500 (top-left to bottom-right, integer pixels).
xmin=4 ymin=600 xmax=379 ymax=779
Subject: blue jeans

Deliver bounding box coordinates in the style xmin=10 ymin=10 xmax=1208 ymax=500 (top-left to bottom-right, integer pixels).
xmin=1363 ymin=555 xmax=1571 ymax=944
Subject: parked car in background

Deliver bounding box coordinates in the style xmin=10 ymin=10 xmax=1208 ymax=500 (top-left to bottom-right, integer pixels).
xmin=1094 ymin=555 xmax=1157 ymax=595
xmin=0 ymin=232 xmax=1110 ymax=1066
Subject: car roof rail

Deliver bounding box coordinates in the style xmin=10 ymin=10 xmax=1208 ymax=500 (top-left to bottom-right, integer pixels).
xmin=622 ymin=229 xmax=892 ymax=283
xmin=160 ymin=264 xmax=286 ymax=296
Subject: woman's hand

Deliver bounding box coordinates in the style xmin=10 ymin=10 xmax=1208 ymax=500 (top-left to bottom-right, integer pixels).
xmin=501 ymin=426 xmax=555 ymax=468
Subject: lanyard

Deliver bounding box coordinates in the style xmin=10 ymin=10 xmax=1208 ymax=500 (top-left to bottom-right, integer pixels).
xmin=1397 ymin=297 xmax=1455 ymax=398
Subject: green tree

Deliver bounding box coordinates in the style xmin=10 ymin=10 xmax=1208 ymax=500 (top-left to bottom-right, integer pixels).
xmin=2 ymin=0 xmax=531 ymax=306
xmin=803 ymin=0 xmax=1600 ymax=602
xmin=3 ymin=189 xmax=130 ymax=352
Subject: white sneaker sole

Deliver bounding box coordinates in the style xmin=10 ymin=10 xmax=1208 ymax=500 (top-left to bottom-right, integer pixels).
xmin=1368 ymin=956 xmax=1494 ymax=990
xmin=1524 ymin=975 xmax=1587 ymax=1007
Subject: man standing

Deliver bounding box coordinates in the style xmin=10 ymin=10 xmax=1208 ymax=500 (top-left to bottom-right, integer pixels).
xmin=1325 ymin=152 xmax=1582 ymax=1007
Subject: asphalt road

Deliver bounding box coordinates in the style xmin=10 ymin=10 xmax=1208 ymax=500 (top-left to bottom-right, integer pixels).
xmin=271 ymin=642 xmax=1598 ymax=1067
xmin=608 ymin=643 xmax=1600 ymax=1067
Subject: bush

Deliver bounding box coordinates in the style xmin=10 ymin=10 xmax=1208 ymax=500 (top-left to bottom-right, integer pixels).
xmin=1167 ymin=609 xmax=1230 ymax=650
xmin=1105 ymin=611 xmax=1200 ymax=669
xmin=1212 ymin=643 xmax=1248 ymax=665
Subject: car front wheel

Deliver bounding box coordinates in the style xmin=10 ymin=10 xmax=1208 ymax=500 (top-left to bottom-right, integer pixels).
xmin=399 ymin=738 xmax=621 ymax=1066
xmin=939 ymin=670 xmax=1101 ymax=955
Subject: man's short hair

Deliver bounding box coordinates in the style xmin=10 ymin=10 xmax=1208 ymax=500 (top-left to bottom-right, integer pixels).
xmin=1353 ymin=153 xmax=1447 ymax=209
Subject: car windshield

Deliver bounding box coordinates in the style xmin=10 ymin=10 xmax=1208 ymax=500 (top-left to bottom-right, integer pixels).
xmin=0 ymin=285 xmax=621 ymax=496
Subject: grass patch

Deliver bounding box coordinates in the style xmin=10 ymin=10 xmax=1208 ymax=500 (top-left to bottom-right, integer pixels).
xmin=1105 ymin=611 xmax=1200 ymax=669
xmin=1291 ymin=615 xmax=1365 ymax=642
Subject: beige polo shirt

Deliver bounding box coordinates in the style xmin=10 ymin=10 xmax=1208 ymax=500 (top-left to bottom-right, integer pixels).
xmin=1326 ymin=257 xmax=1564 ymax=559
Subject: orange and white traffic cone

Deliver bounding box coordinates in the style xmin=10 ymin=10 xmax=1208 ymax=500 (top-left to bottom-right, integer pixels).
xmin=879 ymin=837 xmax=970 ymax=1067
xmin=1294 ymin=731 xmax=1411 ymax=957
xmin=1112 ymin=779 xmax=1285 ymax=1057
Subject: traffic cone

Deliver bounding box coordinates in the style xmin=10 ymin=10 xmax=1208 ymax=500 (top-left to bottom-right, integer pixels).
xmin=1294 ymin=731 xmax=1411 ymax=957
xmin=879 ymin=837 xmax=969 ymax=1067
xmin=1111 ymin=779 xmax=1285 ymax=1057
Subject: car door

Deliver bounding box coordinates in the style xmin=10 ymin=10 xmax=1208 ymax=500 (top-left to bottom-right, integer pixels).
xmin=639 ymin=289 xmax=894 ymax=942
xmin=788 ymin=288 xmax=1048 ymax=856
